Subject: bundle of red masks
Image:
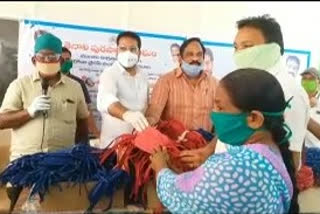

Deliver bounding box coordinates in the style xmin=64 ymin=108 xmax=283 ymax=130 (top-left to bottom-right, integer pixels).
xmin=99 ymin=120 xmax=208 ymax=203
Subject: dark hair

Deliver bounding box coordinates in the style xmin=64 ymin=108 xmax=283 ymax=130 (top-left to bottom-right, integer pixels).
xmin=237 ymin=14 xmax=284 ymax=55
xmin=221 ymin=68 xmax=299 ymax=214
xmin=205 ymin=48 xmax=214 ymax=62
xmin=116 ymin=31 xmax=141 ymax=49
xmin=170 ymin=43 xmax=180 ymax=51
xmin=62 ymin=47 xmax=72 ymax=57
xmin=286 ymin=55 xmax=300 ymax=66
xmin=180 ymin=37 xmax=206 ymax=58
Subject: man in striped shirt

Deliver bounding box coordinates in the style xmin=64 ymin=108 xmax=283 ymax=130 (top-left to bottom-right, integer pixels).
xmin=146 ymin=37 xmax=218 ymax=132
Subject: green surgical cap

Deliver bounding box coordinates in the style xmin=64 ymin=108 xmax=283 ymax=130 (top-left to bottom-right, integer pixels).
xmin=34 ymin=33 xmax=62 ymax=54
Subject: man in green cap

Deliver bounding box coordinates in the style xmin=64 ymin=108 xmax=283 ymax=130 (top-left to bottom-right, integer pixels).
xmin=301 ymin=67 xmax=320 ymax=148
xmin=61 ymin=46 xmax=100 ymax=139
xmin=0 ymin=33 xmax=89 ymax=212
xmin=301 ymin=67 xmax=320 ymax=106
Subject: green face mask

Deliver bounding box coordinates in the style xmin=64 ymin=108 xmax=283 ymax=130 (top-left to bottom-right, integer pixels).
xmin=233 ymin=43 xmax=281 ymax=71
xmin=301 ymin=79 xmax=318 ymax=94
xmin=61 ymin=60 xmax=73 ymax=74
xmin=210 ymin=97 xmax=293 ymax=146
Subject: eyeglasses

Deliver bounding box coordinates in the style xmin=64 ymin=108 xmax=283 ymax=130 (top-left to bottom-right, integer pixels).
xmin=35 ymin=53 xmax=61 ymax=62
xmin=118 ymin=46 xmax=139 ymax=54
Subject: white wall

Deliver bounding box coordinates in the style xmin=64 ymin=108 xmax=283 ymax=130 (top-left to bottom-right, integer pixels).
xmin=0 ymin=1 xmax=319 ymax=67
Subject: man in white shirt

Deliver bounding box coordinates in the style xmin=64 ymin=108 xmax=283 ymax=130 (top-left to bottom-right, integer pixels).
xmin=180 ymin=14 xmax=310 ymax=171
xmin=301 ymin=67 xmax=320 ymax=148
xmin=97 ymin=31 xmax=149 ymax=149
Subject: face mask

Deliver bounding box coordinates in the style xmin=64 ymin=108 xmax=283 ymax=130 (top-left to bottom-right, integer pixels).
xmin=36 ymin=62 xmax=60 ymax=76
xmin=181 ymin=60 xmax=203 ymax=77
xmin=61 ymin=60 xmax=73 ymax=74
xmin=302 ymin=79 xmax=318 ymax=94
xmin=210 ymin=112 xmax=257 ymax=146
xmin=210 ymin=101 xmax=292 ymax=146
xmin=233 ymin=43 xmax=281 ymax=71
xmin=117 ymin=51 xmax=139 ymax=68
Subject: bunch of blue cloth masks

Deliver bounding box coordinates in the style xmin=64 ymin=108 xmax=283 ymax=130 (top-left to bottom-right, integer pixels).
xmin=305 ymin=147 xmax=320 ymax=182
xmin=0 ymin=144 xmax=129 ymax=212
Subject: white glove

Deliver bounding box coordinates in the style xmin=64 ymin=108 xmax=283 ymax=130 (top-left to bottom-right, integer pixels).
xmin=27 ymin=95 xmax=51 ymax=118
xmin=122 ymin=110 xmax=149 ymax=132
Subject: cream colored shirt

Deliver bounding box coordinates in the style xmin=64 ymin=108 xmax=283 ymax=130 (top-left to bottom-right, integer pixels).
xmin=0 ymin=71 xmax=89 ymax=161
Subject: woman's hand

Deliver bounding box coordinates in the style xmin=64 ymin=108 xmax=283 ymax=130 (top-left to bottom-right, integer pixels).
xmin=150 ymin=146 xmax=169 ymax=174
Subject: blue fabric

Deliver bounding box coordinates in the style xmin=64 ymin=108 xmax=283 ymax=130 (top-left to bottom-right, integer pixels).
xmin=196 ymin=128 xmax=214 ymax=142
xmin=0 ymin=144 xmax=129 ymax=210
xmin=305 ymin=147 xmax=320 ymax=177
xmin=156 ymin=145 xmax=292 ymax=214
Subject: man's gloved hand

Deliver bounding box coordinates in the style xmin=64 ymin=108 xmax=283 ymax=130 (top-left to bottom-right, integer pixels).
xmin=27 ymin=95 xmax=51 ymax=118
xmin=122 ymin=110 xmax=149 ymax=132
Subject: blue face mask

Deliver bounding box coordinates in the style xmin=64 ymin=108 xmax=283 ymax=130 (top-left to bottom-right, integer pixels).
xmin=210 ymin=101 xmax=293 ymax=146
xmin=181 ymin=60 xmax=203 ymax=77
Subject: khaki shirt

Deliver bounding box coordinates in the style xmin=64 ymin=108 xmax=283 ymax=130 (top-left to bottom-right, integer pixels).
xmin=0 ymin=71 xmax=89 ymax=161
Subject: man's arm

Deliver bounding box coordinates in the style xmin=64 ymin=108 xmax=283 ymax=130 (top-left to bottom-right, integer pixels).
xmin=307 ymin=117 xmax=320 ymax=140
xmin=0 ymin=80 xmax=32 ymax=129
xmin=75 ymin=82 xmax=90 ymax=144
xmin=0 ymin=110 xmax=32 ymax=129
xmin=145 ymin=76 xmax=170 ymax=126
xmin=87 ymin=108 xmax=100 ymax=138
xmin=96 ymin=71 xmax=128 ymax=119
xmin=77 ymin=77 xmax=101 ymax=138
xmin=75 ymin=118 xmax=89 ymax=144
xmin=285 ymin=91 xmax=310 ymax=170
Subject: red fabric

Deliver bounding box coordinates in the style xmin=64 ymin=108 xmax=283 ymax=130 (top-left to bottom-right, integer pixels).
xmin=134 ymin=127 xmax=176 ymax=154
xmin=296 ymin=165 xmax=314 ymax=191
xmin=99 ymin=119 xmax=208 ymax=203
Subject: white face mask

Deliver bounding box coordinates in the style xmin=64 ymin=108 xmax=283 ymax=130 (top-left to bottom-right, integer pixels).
xmin=181 ymin=60 xmax=204 ymax=78
xmin=117 ymin=51 xmax=139 ymax=68
xmin=36 ymin=62 xmax=60 ymax=76
xmin=233 ymin=43 xmax=281 ymax=71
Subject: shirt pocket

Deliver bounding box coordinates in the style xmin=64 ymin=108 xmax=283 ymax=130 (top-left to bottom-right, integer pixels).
xmin=58 ymin=98 xmax=77 ymax=124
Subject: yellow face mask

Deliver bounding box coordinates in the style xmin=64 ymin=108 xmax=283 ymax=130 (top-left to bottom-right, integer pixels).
xmin=36 ymin=62 xmax=60 ymax=76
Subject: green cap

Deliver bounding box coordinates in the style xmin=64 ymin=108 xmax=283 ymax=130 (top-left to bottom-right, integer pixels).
xmin=34 ymin=33 xmax=62 ymax=54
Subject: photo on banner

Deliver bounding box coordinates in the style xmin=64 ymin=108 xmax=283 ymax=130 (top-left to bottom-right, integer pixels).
xmin=18 ymin=19 xmax=185 ymax=130
xmin=203 ymin=41 xmax=236 ymax=80
xmin=283 ymin=50 xmax=311 ymax=84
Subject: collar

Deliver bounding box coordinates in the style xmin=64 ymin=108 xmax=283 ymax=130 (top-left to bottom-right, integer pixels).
xmin=32 ymin=71 xmax=66 ymax=85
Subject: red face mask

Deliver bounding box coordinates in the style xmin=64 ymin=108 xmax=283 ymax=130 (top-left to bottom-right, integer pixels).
xmin=133 ymin=127 xmax=175 ymax=154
